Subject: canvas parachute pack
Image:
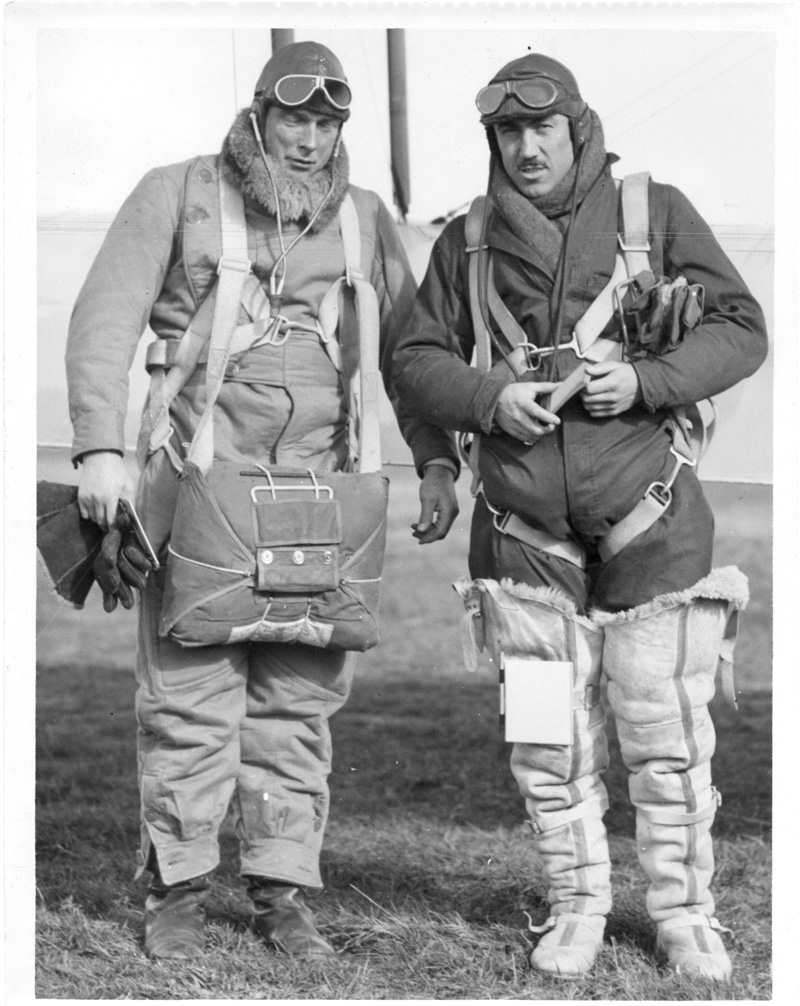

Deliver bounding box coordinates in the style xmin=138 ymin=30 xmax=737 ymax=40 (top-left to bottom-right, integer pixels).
xmin=141 ymin=173 xmax=389 ymax=651
xmin=463 ymin=171 xmax=716 ymax=567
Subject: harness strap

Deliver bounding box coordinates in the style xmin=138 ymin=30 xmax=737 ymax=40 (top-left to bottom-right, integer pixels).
xmin=136 ymin=291 xmax=219 ymax=470
xmin=598 ymin=445 xmax=696 ymax=562
xmin=187 ymin=176 xmax=253 ymax=474
xmin=140 ymin=185 xmax=381 ymax=475
xmin=465 ymin=197 xmax=494 ymax=376
xmin=494 ymin=511 xmax=586 ymax=569
xmin=618 ymin=172 xmax=652 ymax=275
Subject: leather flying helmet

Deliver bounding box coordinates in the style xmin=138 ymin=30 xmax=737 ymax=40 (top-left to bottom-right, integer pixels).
xmin=477 ymin=53 xmax=590 ymax=148
xmin=252 ymin=41 xmax=351 ymax=122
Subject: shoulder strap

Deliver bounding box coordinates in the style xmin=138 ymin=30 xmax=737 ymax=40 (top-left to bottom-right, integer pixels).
xmin=313 ymin=193 xmax=381 ymax=472
xmin=186 ymin=176 xmax=253 ymax=473
xmin=339 ymin=192 xmax=363 ymax=280
xmin=465 ymin=197 xmax=494 ymax=373
xmin=619 ymin=172 xmax=651 ymax=276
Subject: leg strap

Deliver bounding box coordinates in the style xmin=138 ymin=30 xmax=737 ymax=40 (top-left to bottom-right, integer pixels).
xmin=493 ymin=510 xmax=587 ymax=569
xmin=637 ymin=788 xmax=721 ymax=828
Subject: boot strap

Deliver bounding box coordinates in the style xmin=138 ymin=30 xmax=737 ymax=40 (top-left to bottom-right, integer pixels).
xmin=638 ymin=788 xmax=721 ymax=827
xmin=658 ymin=914 xmax=732 ymax=937
xmin=525 ymin=912 xmax=605 ymax=935
xmin=528 ymin=790 xmax=609 ymax=836
xmin=524 ymin=913 xmax=557 ymax=935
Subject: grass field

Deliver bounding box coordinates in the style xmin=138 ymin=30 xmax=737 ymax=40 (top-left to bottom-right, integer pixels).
xmin=34 ymin=456 xmax=773 ymax=999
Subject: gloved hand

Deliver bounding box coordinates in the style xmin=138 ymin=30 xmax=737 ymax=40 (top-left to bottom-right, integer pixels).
xmin=622 ymin=272 xmax=705 ymax=357
xmin=93 ymin=509 xmax=156 ymax=613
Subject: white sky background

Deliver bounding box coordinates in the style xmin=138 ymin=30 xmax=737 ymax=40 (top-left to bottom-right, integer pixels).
xmin=35 ymin=14 xmax=776 ymax=227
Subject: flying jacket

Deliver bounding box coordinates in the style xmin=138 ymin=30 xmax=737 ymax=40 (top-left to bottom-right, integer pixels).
xmin=66 ymin=149 xmax=457 ymax=474
xmin=393 ymin=161 xmax=768 ymax=544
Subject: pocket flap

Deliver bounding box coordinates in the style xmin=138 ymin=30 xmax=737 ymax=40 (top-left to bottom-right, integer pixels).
xmin=252 ymin=499 xmax=342 ymax=547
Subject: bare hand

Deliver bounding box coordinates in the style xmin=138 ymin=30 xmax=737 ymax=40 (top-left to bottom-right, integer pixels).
xmin=77 ymin=451 xmax=135 ymax=530
xmin=580 ymin=361 xmax=641 ymax=417
xmin=494 ymin=381 xmax=561 ymax=443
xmin=412 ymin=464 xmax=459 ymax=544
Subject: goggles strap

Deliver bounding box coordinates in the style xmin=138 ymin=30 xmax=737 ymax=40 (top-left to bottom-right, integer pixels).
xmin=275 ymin=74 xmax=351 ymax=110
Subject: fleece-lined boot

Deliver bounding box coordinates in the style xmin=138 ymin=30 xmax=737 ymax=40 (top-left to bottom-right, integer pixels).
xmin=457 ymin=579 xmax=611 ymax=978
xmin=144 ymin=871 xmax=209 ymax=960
xmin=597 ymin=566 xmax=748 ymax=982
xmin=248 ymin=879 xmax=335 ymax=958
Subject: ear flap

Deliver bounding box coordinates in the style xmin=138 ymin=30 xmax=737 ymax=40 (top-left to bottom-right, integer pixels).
xmin=571 ymin=105 xmax=593 ymax=148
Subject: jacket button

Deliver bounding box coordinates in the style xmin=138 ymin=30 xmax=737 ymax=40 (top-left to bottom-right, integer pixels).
xmin=198 ymin=168 xmax=212 ymax=183
xmin=225 ymin=361 xmax=240 ymax=378
xmin=186 ymin=205 xmax=209 ymax=224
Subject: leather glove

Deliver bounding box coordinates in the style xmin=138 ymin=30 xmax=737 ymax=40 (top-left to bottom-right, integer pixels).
xmin=623 ymin=272 xmax=705 ymax=357
xmin=93 ymin=509 xmax=156 ymax=613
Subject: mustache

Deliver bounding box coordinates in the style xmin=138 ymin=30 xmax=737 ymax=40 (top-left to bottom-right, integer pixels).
xmin=517 ymin=158 xmax=547 ymax=170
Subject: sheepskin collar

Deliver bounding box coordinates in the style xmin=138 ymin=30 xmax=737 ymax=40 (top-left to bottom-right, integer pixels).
xmin=220 ymin=109 xmax=350 ymax=232
xmin=489 ymin=110 xmax=609 ymax=269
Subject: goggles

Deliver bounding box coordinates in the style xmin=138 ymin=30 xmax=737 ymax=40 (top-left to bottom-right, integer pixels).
xmin=273 ymin=74 xmax=352 ymax=111
xmin=475 ymin=76 xmax=562 ymax=117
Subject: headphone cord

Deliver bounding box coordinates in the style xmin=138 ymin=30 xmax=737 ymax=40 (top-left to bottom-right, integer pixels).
xmin=547 ymin=139 xmax=587 ymax=383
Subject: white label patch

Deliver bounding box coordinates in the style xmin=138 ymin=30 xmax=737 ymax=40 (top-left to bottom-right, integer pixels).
xmin=501 ymin=656 xmax=573 ymax=745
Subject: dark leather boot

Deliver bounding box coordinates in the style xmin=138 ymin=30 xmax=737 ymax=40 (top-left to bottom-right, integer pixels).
xmin=248 ymin=879 xmax=335 ymax=958
xmin=144 ymin=870 xmax=209 ymax=960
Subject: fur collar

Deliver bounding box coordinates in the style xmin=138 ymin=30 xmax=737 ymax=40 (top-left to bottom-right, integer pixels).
xmin=489 ymin=110 xmax=609 ymax=269
xmin=220 ymin=109 xmax=350 ymax=232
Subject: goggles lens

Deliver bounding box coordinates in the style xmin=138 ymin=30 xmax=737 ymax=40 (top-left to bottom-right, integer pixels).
xmin=274 ymin=74 xmax=352 ymax=110
xmin=476 ymin=77 xmax=560 ymax=116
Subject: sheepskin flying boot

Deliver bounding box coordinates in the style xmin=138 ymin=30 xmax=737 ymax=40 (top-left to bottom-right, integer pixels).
xmin=458 ymin=578 xmax=611 ymax=978
xmin=596 ymin=567 xmax=748 ymax=982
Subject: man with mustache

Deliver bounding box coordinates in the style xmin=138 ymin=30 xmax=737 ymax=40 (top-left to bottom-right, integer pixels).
xmin=394 ymin=52 xmax=766 ymax=981
xmin=66 ymin=40 xmax=458 ymax=961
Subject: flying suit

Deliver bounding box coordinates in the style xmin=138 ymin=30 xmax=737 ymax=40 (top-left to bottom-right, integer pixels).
xmin=394 ymin=116 xmax=767 ymax=979
xmin=66 ymin=112 xmax=457 ymax=890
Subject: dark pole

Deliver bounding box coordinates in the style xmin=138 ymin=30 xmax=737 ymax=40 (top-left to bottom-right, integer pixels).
xmin=387 ymin=29 xmax=410 ymax=221
xmin=271 ymin=29 xmax=295 ymax=51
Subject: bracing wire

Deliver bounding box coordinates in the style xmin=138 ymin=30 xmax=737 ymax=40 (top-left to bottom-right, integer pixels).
xmin=611 ymin=40 xmax=774 ymax=141
xmin=231 ymin=30 xmax=239 ymax=113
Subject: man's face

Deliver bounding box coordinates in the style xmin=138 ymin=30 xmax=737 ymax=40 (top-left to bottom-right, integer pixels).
xmin=494 ymin=113 xmax=575 ymax=198
xmin=263 ymin=106 xmax=340 ymax=176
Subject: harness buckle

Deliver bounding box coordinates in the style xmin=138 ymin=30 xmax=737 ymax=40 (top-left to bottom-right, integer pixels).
xmin=617 ymin=234 xmax=651 ymax=254
xmin=217 ymin=255 xmax=252 ymax=276
xmin=644 ymin=481 xmax=672 ymax=508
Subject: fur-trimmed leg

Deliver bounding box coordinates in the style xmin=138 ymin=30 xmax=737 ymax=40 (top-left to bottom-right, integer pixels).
xmin=596 ymin=567 xmax=747 ymax=981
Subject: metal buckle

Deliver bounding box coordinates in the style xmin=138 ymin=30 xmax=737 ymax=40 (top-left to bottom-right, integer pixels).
xmin=612 ymin=276 xmax=640 ymax=351
xmin=644 ymin=481 xmax=672 ymax=508
xmin=217 ymin=255 xmax=252 ymax=276
xmin=617 ymin=234 xmax=651 ymax=253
